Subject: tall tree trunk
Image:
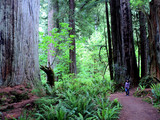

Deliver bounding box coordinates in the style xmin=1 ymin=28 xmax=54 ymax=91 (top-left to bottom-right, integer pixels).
xmin=120 ymin=0 xmax=139 ymax=85
xmin=48 ymin=0 xmax=59 ymax=66
xmin=69 ymin=0 xmax=77 ymax=74
xmin=149 ymin=0 xmax=160 ymax=79
xmin=105 ymin=1 xmax=113 ymax=80
xmin=0 ymin=0 xmax=40 ymax=86
xmin=110 ymin=0 xmax=139 ymax=85
xmin=110 ymin=0 xmax=122 ymax=83
xmin=139 ymin=11 xmax=148 ymax=77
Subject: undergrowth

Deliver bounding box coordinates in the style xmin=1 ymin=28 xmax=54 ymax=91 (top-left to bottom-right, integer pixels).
xmin=18 ymin=76 xmax=121 ymax=120
xmin=134 ymin=81 xmax=160 ymax=112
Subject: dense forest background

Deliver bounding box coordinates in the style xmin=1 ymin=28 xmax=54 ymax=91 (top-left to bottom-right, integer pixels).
xmin=0 ymin=0 xmax=159 ymax=87
xmin=38 ymin=0 xmax=160 ymax=86
xmin=0 ymin=0 xmax=160 ymax=119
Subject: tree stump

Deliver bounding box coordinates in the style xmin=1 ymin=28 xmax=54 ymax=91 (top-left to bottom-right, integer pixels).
xmin=40 ymin=63 xmax=55 ymax=87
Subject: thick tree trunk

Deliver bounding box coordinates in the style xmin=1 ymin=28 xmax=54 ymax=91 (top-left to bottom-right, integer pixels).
xmin=120 ymin=0 xmax=139 ymax=85
xmin=110 ymin=0 xmax=124 ymax=83
xmin=110 ymin=0 xmax=139 ymax=85
xmin=105 ymin=1 xmax=113 ymax=80
xmin=139 ymin=11 xmax=148 ymax=77
xmin=69 ymin=0 xmax=77 ymax=74
xmin=0 ymin=0 xmax=40 ymax=86
xmin=149 ymin=0 xmax=160 ymax=79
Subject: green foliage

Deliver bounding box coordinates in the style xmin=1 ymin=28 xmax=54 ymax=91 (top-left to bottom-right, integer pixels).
xmin=151 ymin=84 xmax=160 ymax=104
xmin=130 ymin=0 xmax=149 ymax=8
xmin=22 ymin=76 xmax=121 ymax=120
xmin=39 ymin=23 xmax=74 ymax=82
xmin=39 ymin=1 xmax=111 ymax=84
xmin=139 ymin=85 xmax=146 ymax=91
xmin=39 ymin=0 xmax=48 ymax=34
xmin=133 ymin=85 xmax=150 ymax=98
xmin=32 ymin=84 xmax=46 ymax=97
xmin=37 ymin=1 xmax=121 ymax=119
xmin=96 ymin=98 xmax=121 ymax=120
xmin=139 ymin=76 xmax=159 ymax=88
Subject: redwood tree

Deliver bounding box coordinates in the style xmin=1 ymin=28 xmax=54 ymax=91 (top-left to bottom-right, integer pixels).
xmin=110 ymin=0 xmax=139 ymax=85
xmin=0 ymin=0 xmax=40 ymax=86
xmin=69 ymin=0 xmax=77 ymax=74
xmin=110 ymin=0 xmax=122 ymax=83
xmin=139 ymin=11 xmax=148 ymax=77
xmin=149 ymin=0 xmax=160 ymax=79
xmin=120 ymin=0 xmax=139 ymax=85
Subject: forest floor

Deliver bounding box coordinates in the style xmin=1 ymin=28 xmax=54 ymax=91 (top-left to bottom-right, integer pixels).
xmin=0 ymin=85 xmax=38 ymax=119
xmin=110 ymin=88 xmax=160 ymax=120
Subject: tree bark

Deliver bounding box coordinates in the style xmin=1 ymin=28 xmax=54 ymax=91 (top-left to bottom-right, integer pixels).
xmin=120 ymin=0 xmax=139 ymax=85
xmin=139 ymin=11 xmax=148 ymax=77
xmin=69 ymin=0 xmax=77 ymax=74
xmin=110 ymin=0 xmax=139 ymax=85
xmin=48 ymin=0 xmax=59 ymax=66
xmin=105 ymin=1 xmax=113 ymax=80
xmin=0 ymin=0 xmax=40 ymax=86
xmin=40 ymin=63 xmax=55 ymax=87
xmin=149 ymin=0 xmax=160 ymax=79
xmin=110 ymin=0 xmax=123 ymax=83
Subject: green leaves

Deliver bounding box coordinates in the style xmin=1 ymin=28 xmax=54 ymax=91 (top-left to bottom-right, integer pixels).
xmin=130 ymin=0 xmax=150 ymax=12
xmin=70 ymin=35 xmax=76 ymax=38
xmin=151 ymin=84 xmax=160 ymax=103
xmin=20 ymin=74 xmax=121 ymax=120
xmin=130 ymin=0 xmax=148 ymax=7
xmin=39 ymin=23 xmax=75 ymax=82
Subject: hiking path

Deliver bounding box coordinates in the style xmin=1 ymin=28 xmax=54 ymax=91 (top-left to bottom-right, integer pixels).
xmin=110 ymin=89 xmax=160 ymax=120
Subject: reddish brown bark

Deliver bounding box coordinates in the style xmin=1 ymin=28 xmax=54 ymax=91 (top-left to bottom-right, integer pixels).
xmin=149 ymin=0 xmax=160 ymax=79
xmin=110 ymin=0 xmax=122 ymax=83
xmin=139 ymin=11 xmax=148 ymax=77
xmin=120 ymin=0 xmax=139 ymax=86
xmin=110 ymin=0 xmax=139 ymax=85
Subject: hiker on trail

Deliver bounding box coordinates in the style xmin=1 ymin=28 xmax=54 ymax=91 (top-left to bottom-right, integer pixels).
xmin=125 ymin=79 xmax=130 ymax=96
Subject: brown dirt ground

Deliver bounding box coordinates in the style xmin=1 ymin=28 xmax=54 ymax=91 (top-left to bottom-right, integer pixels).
xmin=110 ymin=89 xmax=160 ymax=120
xmin=0 ymin=85 xmax=38 ymax=120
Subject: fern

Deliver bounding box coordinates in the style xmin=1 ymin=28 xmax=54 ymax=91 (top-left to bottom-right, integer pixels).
xmin=151 ymin=84 xmax=160 ymax=103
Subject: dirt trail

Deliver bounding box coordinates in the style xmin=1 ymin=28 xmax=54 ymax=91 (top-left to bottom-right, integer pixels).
xmin=110 ymin=89 xmax=160 ymax=120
